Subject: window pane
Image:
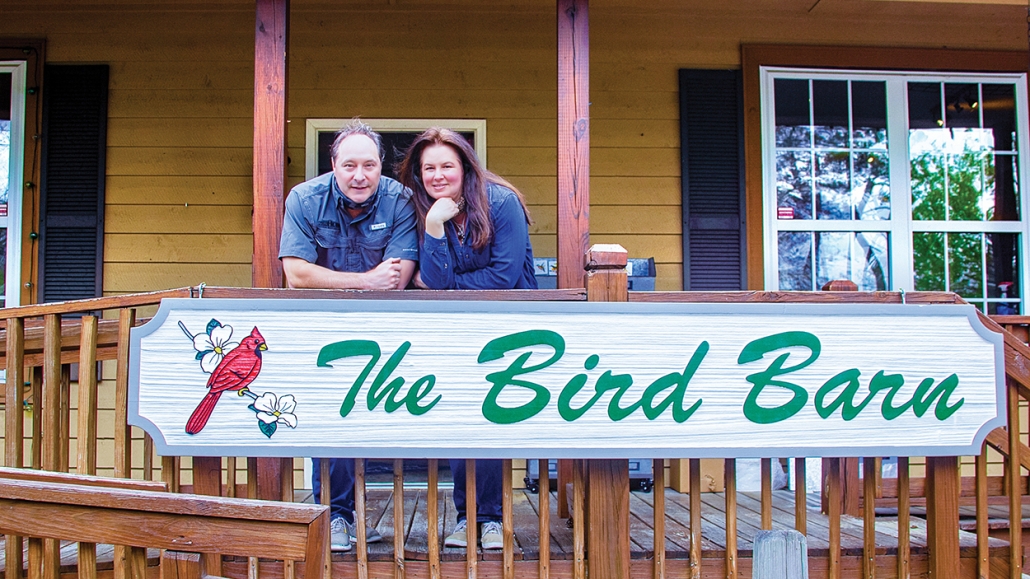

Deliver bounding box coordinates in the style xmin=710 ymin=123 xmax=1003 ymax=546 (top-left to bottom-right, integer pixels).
xmin=775 ymin=78 xmax=810 ymax=147
xmin=994 ymin=152 xmax=1020 ymax=220
xmin=813 ymin=80 xmax=848 ymax=148
xmin=816 ymin=152 xmax=850 ymax=219
xmin=910 ymin=145 xmax=945 ymax=221
xmin=853 ymin=152 xmax=890 ymax=220
xmin=983 ymin=83 xmax=1016 ymax=152
xmin=777 ymin=150 xmax=812 ymax=219
xmin=914 ymin=232 xmax=945 ymax=291
xmin=778 ymin=231 xmax=812 ymax=290
xmin=0 ymin=72 xmax=9 ymax=209
xmin=908 ymin=82 xmax=942 ymax=129
xmin=945 ymin=83 xmax=979 ymax=129
xmin=948 ymin=232 xmax=983 ymax=298
xmin=987 ymin=232 xmax=1019 ymax=310
xmin=947 ymin=144 xmax=989 ymax=221
xmin=815 ymin=231 xmax=889 ymax=291
xmin=852 ymin=81 xmax=887 ymax=149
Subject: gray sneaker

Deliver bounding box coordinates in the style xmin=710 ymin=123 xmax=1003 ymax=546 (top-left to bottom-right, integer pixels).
xmin=329 ymin=517 xmax=352 ymax=552
xmin=345 ymin=517 xmax=383 ymax=544
xmin=481 ymin=521 xmax=503 ymax=550
xmin=444 ymin=519 xmax=468 ymax=548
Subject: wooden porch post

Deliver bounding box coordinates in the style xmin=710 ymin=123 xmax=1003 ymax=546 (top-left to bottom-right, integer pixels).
xmin=925 ymin=456 xmax=960 ymax=578
xmin=557 ymin=0 xmax=589 ymax=289
xmin=584 ymin=244 xmax=631 ymax=579
xmin=556 ymin=0 xmax=590 ymax=521
xmin=253 ymin=0 xmax=289 ymax=501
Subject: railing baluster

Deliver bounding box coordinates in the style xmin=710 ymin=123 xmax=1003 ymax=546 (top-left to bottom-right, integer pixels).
xmin=760 ymin=458 xmax=771 ymax=530
xmin=319 ymin=458 xmax=331 ymax=579
xmin=863 ymin=456 xmax=876 ymax=579
xmin=59 ymin=364 xmax=70 ymax=473
xmin=502 ymin=458 xmax=514 ymax=579
xmin=395 ymin=458 xmax=405 ymax=579
xmin=356 ymin=458 xmax=368 ymax=579
xmin=828 ymin=458 xmax=842 ymax=579
xmin=77 ymin=315 xmax=99 ymax=579
xmin=896 ymin=456 xmax=909 ymax=579
xmin=428 ymin=458 xmax=440 ymax=579
xmin=5 ymin=316 xmax=25 ymax=579
xmin=537 ymin=459 xmax=549 ymax=579
xmin=976 ymin=447 xmax=989 ymax=579
xmin=31 ymin=366 xmax=41 ymax=470
xmin=143 ymin=433 xmax=153 ymax=481
xmin=114 ymin=308 xmax=135 ymax=479
xmin=161 ymin=456 xmax=180 ymax=493
xmin=42 ymin=313 xmax=61 ymax=579
xmin=465 ymin=459 xmax=477 ymax=579
xmin=572 ymin=459 xmax=585 ymax=579
xmin=283 ymin=458 xmax=295 ymax=579
xmin=724 ymin=459 xmax=737 ymax=579
xmin=652 ymin=458 xmax=665 ymax=579
xmin=794 ymin=458 xmax=806 ymax=535
xmin=227 ymin=456 xmax=237 ymax=497
xmin=1008 ymin=380 xmax=1022 ymax=579
xmin=688 ymin=458 xmax=700 ymax=579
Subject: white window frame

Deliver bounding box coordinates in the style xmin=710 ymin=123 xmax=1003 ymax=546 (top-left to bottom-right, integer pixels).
xmin=1 ymin=61 xmax=26 ymax=307
xmin=760 ymin=66 xmax=1030 ymax=303
xmin=304 ymin=119 xmax=487 ymax=180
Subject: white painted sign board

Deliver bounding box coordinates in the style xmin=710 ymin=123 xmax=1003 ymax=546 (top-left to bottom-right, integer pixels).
xmin=128 ymin=299 xmax=1005 ymax=459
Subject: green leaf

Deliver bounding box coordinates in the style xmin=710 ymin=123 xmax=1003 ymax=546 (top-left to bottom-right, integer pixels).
xmin=258 ymin=420 xmax=277 ymax=438
xmin=206 ymin=319 xmax=221 ymax=335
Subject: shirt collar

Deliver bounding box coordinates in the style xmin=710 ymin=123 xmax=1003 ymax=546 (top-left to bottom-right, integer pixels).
xmin=331 ymin=176 xmax=380 ymax=215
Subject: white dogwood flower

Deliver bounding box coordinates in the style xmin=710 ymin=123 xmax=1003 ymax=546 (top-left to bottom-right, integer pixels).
xmin=253 ymin=392 xmax=298 ymax=428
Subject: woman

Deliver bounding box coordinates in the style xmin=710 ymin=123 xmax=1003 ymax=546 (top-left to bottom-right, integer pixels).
xmin=397 ymin=128 xmax=537 ymax=550
xmin=398 ymin=127 xmax=537 ymax=292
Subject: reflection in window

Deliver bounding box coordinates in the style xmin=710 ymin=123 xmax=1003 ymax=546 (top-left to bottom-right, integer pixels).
xmin=778 ymin=231 xmax=889 ymax=291
xmin=914 ymin=231 xmax=1020 ymax=313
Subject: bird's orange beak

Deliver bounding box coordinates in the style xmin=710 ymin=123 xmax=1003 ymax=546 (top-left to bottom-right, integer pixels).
xmin=258 ymin=343 xmax=267 ymax=351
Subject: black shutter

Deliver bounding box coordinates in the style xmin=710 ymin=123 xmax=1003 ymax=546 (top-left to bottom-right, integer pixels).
xmin=679 ymin=69 xmax=746 ymax=290
xmin=39 ymin=65 xmax=107 ymax=303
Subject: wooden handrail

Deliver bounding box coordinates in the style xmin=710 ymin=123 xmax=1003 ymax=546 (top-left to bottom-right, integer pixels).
xmin=0 ymin=470 xmax=328 ymax=564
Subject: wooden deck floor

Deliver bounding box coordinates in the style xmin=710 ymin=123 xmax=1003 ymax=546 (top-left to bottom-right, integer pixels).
xmin=0 ymin=489 xmax=1017 ymax=579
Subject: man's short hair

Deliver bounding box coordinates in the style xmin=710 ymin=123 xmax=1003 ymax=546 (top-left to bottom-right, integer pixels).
xmin=330 ymin=119 xmax=384 ymax=162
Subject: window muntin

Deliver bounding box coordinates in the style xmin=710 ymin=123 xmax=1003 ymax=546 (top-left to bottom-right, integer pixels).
xmin=763 ymin=68 xmax=1028 ymax=313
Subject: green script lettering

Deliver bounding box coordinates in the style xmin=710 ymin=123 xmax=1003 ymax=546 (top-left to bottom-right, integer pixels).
xmin=317 ymin=339 xmax=440 ymax=417
xmin=478 ymin=330 xmax=563 ymax=424
xmin=738 ymin=332 xmax=820 ymax=424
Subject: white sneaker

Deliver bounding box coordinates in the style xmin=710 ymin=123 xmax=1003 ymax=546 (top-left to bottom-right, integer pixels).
xmin=329 ymin=517 xmax=352 ymax=552
xmin=480 ymin=521 xmax=503 ymax=550
xmin=444 ymin=519 xmax=468 ymax=548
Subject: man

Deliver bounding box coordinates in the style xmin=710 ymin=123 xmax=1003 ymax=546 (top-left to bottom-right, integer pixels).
xmin=279 ymin=120 xmax=417 ymax=552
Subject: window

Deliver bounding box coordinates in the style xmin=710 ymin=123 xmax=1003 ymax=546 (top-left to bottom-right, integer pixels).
xmin=304 ymin=119 xmax=486 ymax=180
xmin=0 ymin=61 xmax=26 ymax=307
xmin=762 ymin=68 xmax=1029 ymax=313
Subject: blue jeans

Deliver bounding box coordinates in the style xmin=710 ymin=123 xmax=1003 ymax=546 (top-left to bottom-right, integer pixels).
xmin=450 ymin=459 xmax=502 ymax=523
xmin=312 ymin=458 xmax=354 ymax=524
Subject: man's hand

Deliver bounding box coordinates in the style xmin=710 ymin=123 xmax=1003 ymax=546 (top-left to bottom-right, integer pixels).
xmin=364 ymin=258 xmax=403 ymax=290
xmin=425 ymin=198 xmax=461 ymax=239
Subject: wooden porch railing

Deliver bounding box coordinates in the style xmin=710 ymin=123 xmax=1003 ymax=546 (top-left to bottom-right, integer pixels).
xmin=0 ymin=271 xmax=1024 ymax=579
xmin=0 ymin=466 xmax=327 ymax=579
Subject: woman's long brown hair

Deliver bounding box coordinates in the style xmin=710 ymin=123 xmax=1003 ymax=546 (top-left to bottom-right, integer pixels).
xmin=397 ymin=127 xmax=531 ymax=251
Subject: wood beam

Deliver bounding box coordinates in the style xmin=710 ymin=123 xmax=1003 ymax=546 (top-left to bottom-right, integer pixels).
xmin=253 ymin=0 xmax=288 ymax=502
xmin=253 ymin=0 xmax=288 ymax=290
xmin=557 ymin=0 xmax=589 ymax=290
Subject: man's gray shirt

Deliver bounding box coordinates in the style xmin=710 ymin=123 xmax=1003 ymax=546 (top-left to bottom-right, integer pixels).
xmin=279 ymin=173 xmax=418 ymax=272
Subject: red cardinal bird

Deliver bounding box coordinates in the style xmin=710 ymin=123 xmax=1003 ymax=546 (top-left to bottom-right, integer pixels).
xmin=185 ymin=327 xmax=267 ymax=435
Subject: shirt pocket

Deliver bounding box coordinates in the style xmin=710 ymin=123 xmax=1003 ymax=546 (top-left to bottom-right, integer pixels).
xmin=355 ymin=229 xmax=389 ymax=265
xmin=313 ymin=226 xmax=349 ymax=270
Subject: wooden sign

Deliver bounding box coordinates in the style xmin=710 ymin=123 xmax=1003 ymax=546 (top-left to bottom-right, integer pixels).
xmin=129 ymin=299 xmax=1004 ymax=459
